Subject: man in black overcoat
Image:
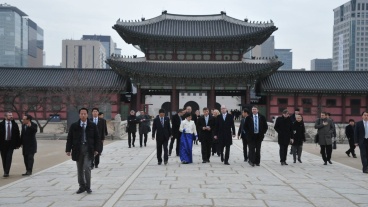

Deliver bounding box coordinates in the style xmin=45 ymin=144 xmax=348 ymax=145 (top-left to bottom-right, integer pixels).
xmin=90 ymin=108 xmax=107 ymax=168
xmin=354 ymin=111 xmax=368 ymax=173
xmin=274 ymin=109 xmax=293 ymax=165
xmin=214 ymin=105 xmax=235 ymax=165
xmin=20 ymin=114 xmax=38 ymax=176
xmin=170 ymin=109 xmax=184 ymax=156
xmin=66 ymin=108 xmax=100 ymax=194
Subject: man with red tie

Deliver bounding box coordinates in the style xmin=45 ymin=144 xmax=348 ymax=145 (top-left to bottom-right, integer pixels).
xmin=0 ymin=111 xmax=20 ymax=177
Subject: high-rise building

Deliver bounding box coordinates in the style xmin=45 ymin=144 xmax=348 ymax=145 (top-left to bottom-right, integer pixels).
xmin=82 ymin=35 xmax=116 ymax=68
xmin=275 ymin=49 xmax=292 ymax=70
xmin=333 ymin=0 xmax=368 ymax=71
xmin=311 ymin=58 xmax=333 ymax=71
xmin=61 ymin=40 xmax=106 ymax=69
xmin=0 ymin=4 xmax=44 ymax=67
xmin=251 ymin=36 xmax=275 ymax=58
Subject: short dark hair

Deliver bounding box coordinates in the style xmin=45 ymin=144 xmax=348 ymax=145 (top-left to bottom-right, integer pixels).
xmin=92 ymin=107 xmax=99 ymax=112
xmin=321 ymin=112 xmax=327 ymax=115
xmin=252 ymin=105 xmax=259 ymax=109
xmin=282 ymin=109 xmax=289 ymax=114
xmin=362 ymin=111 xmax=368 ymax=115
xmin=203 ymin=107 xmax=209 ymax=111
xmin=79 ymin=107 xmax=89 ymax=114
xmin=294 ymin=108 xmax=300 ymax=111
xmin=98 ymin=112 xmax=103 ymax=115
xmin=183 ymin=113 xmax=192 ymax=119
xmin=326 ymin=112 xmax=331 ymax=116
xmin=24 ymin=114 xmax=32 ymax=121
xmin=349 ymin=119 xmax=355 ymax=122
xmin=159 ymin=109 xmax=165 ymax=114
xmin=242 ymin=108 xmax=249 ymax=114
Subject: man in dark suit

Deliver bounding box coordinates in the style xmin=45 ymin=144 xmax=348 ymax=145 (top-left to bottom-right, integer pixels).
xmin=345 ymin=119 xmax=356 ymax=158
xmin=170 ymin=109 xmax=184 ymax=156
xmin=274 ymin=109 xmax=293 ymax=165
xmin=0 ymin=111 xmax=21 ymax=177
xmin=90 ymin=108 xmax=107 ymax=169
xmin=66 ymin=108 xmax=100 ymax=194
xmin=152 ymin=109 xmax=172 ymax=165
xmin=198 ymin=107 xmax=215 ymax=163
xmin=244 ymin=105 xmax=268 ymax=167
xmin=354 ymin=111 xmax=368 ymax=173
xmin=237 ymin=108 xmax=249 ymax=162
xmin=214 ymin=105 xmax=235 ymax=165
xmin=20 ymin=114 xmax=37 ymax=176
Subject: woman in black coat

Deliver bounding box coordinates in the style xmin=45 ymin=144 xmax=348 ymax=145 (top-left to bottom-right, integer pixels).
xmin=291 ymin=115 xmax=306 ymax=163
xmin=127 ymin=110 xmax=138 ymax=148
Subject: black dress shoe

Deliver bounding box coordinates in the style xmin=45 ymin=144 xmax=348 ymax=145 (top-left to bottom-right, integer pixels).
xmin=86 ymin=188 xmax=92 ymax=194
xmin=284 ymin=162 xmax=288 ymax=165
xmin=220 ymin=154 xmax=224 ymax=162
xmin=293 ymin=160 xmax=296 ymax=163
xmin=158 ymin=162 xmax=162 ymax=165
xmin=224 ymin=162 xmax=230 ymax=165
xmin=202 ymin=161 xmax=207 ymax=163
xmin=207 ymin=160 xmax=210 ymax=163
xmin=3 ymin=174 xmax=9 ymax=177
xmin=95 ymin=165 xmax=98 ymax=168
xmin=345 ymin=151 xmax=350 ymax=157
xmin=353 ymin=155 xmax=357 ymax=158
xmin=244 ymin=159 xmax=248 ymax=162
xmin=328 ymin=160 xmax=333 ymax=164
xmin=144 ymin=143 xmax=146 ymax=147
xmin=132 ymin=144 xmax=135 ymax=147
xmin=164 ymin=161 xmax=168 ymax=165
xmin=298 ymin=159 xmax=302 ymax=163
xmin=255 ymin=163 xmax=260 ymax=166
xmin=22 ymin=172 xmax=31 ymax=176
xmin=129 ymin=146 xmax=131 ymax=148
xmin=248 ymin=161 xmax=255 ymax=167
xmin=323 ymin=162 xmax=327 ymax=165
xmin=281 ymin=162 xmax=285 ymax=165
xmin=76 ymin=188 xmax=85 ymax=194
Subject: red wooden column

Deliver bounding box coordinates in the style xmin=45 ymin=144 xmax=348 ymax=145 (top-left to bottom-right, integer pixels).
xmin=136 ymin=84 xmax=141 ymax=111
xmin=266 ymin=93 xmax=271 ymax=121
xmin=207 ymin=85 xmax=216 ymax=110
xmin=342 ymin=95 xmax=346 ymax=122
xmin=294 ymin=93 xmax=298 ymax=110
xmin=171 ymin=84 xmax=178 ymax=113
xmin=246 ymin=85 xmax=251 ymax=104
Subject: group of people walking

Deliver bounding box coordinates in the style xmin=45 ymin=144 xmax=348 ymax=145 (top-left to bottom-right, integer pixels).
xmin=150 ymin=105 xmax=270 ymax=167
xmin=126 ymin=110 xmax=151 ymax=148
xmin=0 ymin=112 xmax=38 ymax=178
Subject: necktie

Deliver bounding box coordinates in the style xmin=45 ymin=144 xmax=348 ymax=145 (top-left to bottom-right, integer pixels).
xmin=95 ymin=118 xmax=98 ymax=125
xmin=82 ymin=123 xmax=86 ymax=143
xmin=161 ymin=118 xmax=164 ymax=127
xmin=7 ymin=122 xmax=11 ymax=140
xmin=205 ymin=116 xmax=208 ymax=125
xmin=254 ymin=116 xmax=258 ymax=133
xmin=223 ymin=114 xmax=226 ymax=121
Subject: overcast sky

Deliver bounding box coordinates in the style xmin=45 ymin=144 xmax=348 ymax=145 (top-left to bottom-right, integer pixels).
xmin=9 ymin=0 xmax=348 ymax=69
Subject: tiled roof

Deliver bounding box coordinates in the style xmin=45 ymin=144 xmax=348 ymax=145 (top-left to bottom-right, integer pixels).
xmin=113 ymin=12 xmax=277 ymax=43
xmin=106 ymin=58 xmax=283 ymax=78
xmin=260 ymin=71 xmax=368 ymax=93
xmin=0 ymin=67 xmax=127 ymax=90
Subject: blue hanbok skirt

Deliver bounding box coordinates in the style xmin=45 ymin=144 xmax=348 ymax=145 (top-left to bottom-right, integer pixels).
xmin=180 ymin=133 xmax=194 ymax=163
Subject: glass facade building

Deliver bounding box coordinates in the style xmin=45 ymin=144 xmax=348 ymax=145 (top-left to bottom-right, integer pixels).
xmin=274 ymin=49 xmax=292 ymax=70
xmin=0 ymin=4 xmax=43 ymax=67
xmin=333 ymin=0 xmax=368 ymax=71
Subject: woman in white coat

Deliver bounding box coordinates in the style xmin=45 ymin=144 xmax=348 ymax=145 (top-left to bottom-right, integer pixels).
xmin=179 ymin=113 xmax=198 ymax=164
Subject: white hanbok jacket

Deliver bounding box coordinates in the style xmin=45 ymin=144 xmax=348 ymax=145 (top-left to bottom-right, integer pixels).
xmin=179 ymin=119 xmax=197 ymax=136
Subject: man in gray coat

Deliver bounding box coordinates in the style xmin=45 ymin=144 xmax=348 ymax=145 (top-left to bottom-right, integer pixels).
xmin=315 ymin=112 xmax=334 ymax=165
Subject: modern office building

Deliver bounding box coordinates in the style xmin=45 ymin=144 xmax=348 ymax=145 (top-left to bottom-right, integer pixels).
xmin=82 ymin=35 xmax=116 ymax=68
xmin=251 ymin=36 xmax=275 ymax=58
xmin=311 ymin=58 xmax=333 ymax=71
xmin=274 ymin=49 xmax=292 ymax=70
xmin=0 ymin=4 xmax=44 ymax=67
xmin=61 ymin=40 xmax=106 ymax=69
xmin=333 ymin=0 xmax=368 ymax=71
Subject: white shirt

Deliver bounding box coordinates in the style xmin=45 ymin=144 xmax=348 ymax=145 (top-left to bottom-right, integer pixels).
xmin=80 ymin=121 xmax=87 ymax=128
xmin=93 ymin=117 xmax=98 ymax=125
xmin=179 ymin=119 xmax=197 ymax=135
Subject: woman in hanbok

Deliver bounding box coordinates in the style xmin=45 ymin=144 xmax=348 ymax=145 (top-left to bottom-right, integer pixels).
xmin=179 ymin=113 xmax=198 ymax=164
